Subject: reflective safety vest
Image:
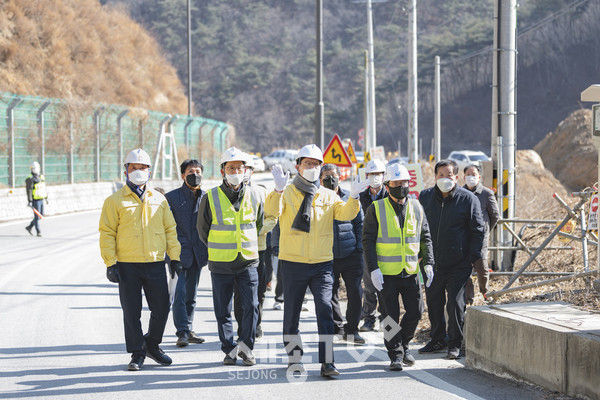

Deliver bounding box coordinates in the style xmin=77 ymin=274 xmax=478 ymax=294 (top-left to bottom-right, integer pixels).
xmin=30 ymin=174 xmax=47 ymax=200
xmin=207 ymin=187 xmax=259 ymax=262
xmin=374 ymin=197 xmax=423 ymax=275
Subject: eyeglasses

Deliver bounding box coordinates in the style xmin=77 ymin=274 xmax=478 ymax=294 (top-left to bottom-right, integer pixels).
xmin=301 ymin=161 xmax=322 ymax=168
xmin=225 ymin=165 xmax=246 ymax=173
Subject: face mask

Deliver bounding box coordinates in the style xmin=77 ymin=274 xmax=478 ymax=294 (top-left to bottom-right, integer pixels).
xmin=388 ymin=185 xmax=409 ymax=200
xmin=186 ymin=173 xmax=202 ymax=188
xmin=322 ymin=175 xmax=339 ymax=191
xmin=465 ymin=175 xmax=479 ymax=188
xmin=368 ymin=174 xmax=383 ymax=188
xmin=302 ymin=167 xmax=321 ymax=183
xmin=226 ymin=173 xmax=245 ymax=186
xmin=436 ymin=178 xmax=455 ymax=193
xmin=32 ymin=167 xmax=40 ymax=175
xmin=128 ymin=169 xmax=150 ymax=186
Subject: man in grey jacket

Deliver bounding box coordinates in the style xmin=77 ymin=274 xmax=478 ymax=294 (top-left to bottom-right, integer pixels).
xmin=463 ymin=164 xmax=500 ymax=302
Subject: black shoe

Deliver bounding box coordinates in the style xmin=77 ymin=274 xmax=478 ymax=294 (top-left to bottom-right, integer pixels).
xmin=223 ymin=354 xmax=237 ymax=365
xmin=403 ymin=349 xmax=416 ymax=366
xmin=418 ymin=340 xmax=447 ymax=354
xmin=188 ymin=331 xmax=205 ymax=344
xmin=176 ymin=332 xmax=189 ymax=348
xmin=128 ymin=354 xmax=144 ymax=371
xmin=239 ymin=349 xmax=256 ymax=366
xmin=36 ymin=232 xmax=42 ymax=237
xmin=320 ymin=363 xmax=340 ymax=377
xmin=447 ymin=347 xmax=461 ymax=360
xmin=256 ymin=325 xmax=263 ymax=339
xmin=389 ymin=357 xmax=403 ymax=371
xmin=143 ymin=344 xmax=172 ymax=365
xmin=287 ymin=362 xmax=305 ymax=373
xmin=359 ymin=319 xmax=375 ymax=332
xmin=343 ymin=332 xmax=366 ymax=345
xmin=25 ymin=226 xmax=33 ymax=236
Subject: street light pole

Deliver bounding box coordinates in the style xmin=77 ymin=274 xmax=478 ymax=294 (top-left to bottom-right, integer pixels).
xmin=187 ymin=0 xmax=192 ymax=117
xmin=366 ymin=0 xmax=376 ymax=152
xmin=315 ymin=0 xmax=324 ymax=149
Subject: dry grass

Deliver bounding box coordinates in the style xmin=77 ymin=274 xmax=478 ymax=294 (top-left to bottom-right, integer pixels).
xmin=0 ymin=0 xmax=187 ymax=114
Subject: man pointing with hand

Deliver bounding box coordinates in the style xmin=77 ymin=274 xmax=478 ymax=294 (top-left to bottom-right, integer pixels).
xmin=362 ymin=163 xmax=434 ymax=372
xmin=265 ymin=144 xmax=367 ymax=378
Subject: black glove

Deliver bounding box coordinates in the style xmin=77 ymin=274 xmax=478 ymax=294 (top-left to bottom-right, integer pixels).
xmin=106 ymin=264 xmax=120 ymax=283
xmin=169 ymin=260 xmax=183 ymax=279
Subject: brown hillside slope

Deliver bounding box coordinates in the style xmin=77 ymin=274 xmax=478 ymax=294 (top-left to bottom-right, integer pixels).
xmin=534 ymin=109 xmax=598 ymax=192
xmin=0 ymin=0 xmax=187 ymax=114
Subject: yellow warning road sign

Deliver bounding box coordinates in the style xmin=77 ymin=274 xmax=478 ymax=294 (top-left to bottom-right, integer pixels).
xmin=346 ymin=141 xmax=358 ymax=163
xmin=323 ymin=134 xmax=352 ymax=167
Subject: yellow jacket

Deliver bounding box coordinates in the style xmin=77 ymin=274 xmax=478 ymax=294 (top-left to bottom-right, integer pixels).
xmin=265 ymin=184 xmax=360 ymax=264
xmin=255 ymin=184 xmax=277 ymax=251
xmin=99 ymin=184 xmax=181 ymax=267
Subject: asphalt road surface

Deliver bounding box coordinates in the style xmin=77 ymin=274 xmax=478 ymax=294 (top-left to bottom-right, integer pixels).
xmin=0 ymin=177 xmax=562 ymax=399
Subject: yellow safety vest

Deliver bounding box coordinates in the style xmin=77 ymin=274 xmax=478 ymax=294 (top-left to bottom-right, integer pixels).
xmin=207 ymin=187 xmax=259 ymax=262
xmin=374 ymin=197 xmax=422 ymax=275
xmin=30 ymin=174 xmax=47 ymax=200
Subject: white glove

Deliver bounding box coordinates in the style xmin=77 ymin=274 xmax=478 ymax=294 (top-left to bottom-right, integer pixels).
xmin=424 ymin=265 xmax=434 ymax=288
xmin=350 ymin=177 xmax=369 ymax=199
xmin=271 ymin=164 xmax=289 ymax=192
xmin=370 ymin=268 xmax=384 ymax=291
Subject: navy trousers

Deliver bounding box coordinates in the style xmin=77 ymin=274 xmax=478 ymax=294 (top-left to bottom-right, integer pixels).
xmin=172 ymin=256 xmax=203 ymax=336
xmin=27 ymin=199 xmax=44 ymax=234
xmin=331 ymin=250 xmax=364 ymax=334
xmin=281 ymin=260 xmax=335 ymax=364
xmin=211 ymin=263 xmax=259 ymax=355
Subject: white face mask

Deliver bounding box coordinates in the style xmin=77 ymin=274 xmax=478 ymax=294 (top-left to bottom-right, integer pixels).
xmin=226 ymin=173 xmax=245 ymax=186
xmin=128 ymin=169 xmax=150 ymax=186
xmin=368 ymin=174 xmax=383 ymax=188
xmin=465 ymin=175 xmax=479 ymax=188
xmin=436 ymin=178 xmax=455 ymax=193
xmin=302 ymin=167 xmax=321 ymax=183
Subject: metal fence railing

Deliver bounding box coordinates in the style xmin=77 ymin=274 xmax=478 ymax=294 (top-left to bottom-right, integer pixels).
xmin=0 ymin=91 xmax=229 ymax=188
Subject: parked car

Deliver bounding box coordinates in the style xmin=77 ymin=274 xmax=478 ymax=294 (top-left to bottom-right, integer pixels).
xmin=263 ymin=149 xmax=297 ymax=169
xmin=387 ymin=156 xmax=408 ymax=165
xmin=280 ymin=151 xmax=298 ymax=175
xmin=250 ymin=155 xmax=266 ymax=172
xmin=447 ymin=150 xmax=491 ymax=172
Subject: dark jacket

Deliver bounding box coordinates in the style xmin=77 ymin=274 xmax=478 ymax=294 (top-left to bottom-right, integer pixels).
xmin=333 ymin=187 xmax=363 ymax=259
xmin=419 ymin=185 xmax=485 ymax=269
xmin=464 ymin=183 xmax=500 ymax=258
xmin=165 ymin=183 xmax=208 ymax=269
xmin=362 ymin=197 xmax=434 ymax=276
xmin=197 ymin=181 xmax=263 ymax=274
xmin=359 ymin=185 xmax=388 ymax=214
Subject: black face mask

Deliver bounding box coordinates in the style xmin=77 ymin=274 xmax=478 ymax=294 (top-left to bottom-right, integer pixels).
xmin=388 ymin=185 xmax=409 ymax=200
xmin=186 ymin=174 xmax=202 ymax=188
xmin=322 ymin=175 xmax=339 ymax=191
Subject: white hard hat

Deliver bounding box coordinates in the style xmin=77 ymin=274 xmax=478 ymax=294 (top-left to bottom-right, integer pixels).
xmin=124 ymin=148 xmax=152 ymax=167
xmin=296 ymin=144 xmax=323 ymax=163
xmin=30 ymin=161 xmax=40 ymax=171
xmin=385 ymin=163 xmax=410 ymax=182
xmin=365 ymin=159 xmax=386 ymax=174
xmin=244 ymin=153 xmax=255 ymax=169
xmin=220 ymin=147 xmax=247 ymax=165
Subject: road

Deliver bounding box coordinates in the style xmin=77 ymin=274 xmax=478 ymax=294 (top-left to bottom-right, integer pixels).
xmin=0 ymin=175 xmax=558 ymax=399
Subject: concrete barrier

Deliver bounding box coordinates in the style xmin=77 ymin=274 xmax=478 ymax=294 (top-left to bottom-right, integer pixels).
xmin=0 ymin=179 xmax=221 ymax=223
xmin=465 ymin=302 xmax=600 ymax=400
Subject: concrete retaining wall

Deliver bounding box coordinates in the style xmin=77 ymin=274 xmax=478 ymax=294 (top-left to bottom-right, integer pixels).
xmin=465 ymin=302 xmax=600 ymax=400
xmin=0 ymin=180 xmax=193 ymax=223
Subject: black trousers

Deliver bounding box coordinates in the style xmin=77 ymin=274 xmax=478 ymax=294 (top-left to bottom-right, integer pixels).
xmin=117 ymin=261 xmax=170 ymax=356
xmin=234 ymin=250 xmax=267 ymax=334
xmin=331 ymin=250 xmax=364 ymax=334
xmin=274 ymin=258 xmax=284 ymax=303
xmin=425 ymin=261 xmax=473 ymax=349
xmin=380 ymin=273 xmax=423 ymax=359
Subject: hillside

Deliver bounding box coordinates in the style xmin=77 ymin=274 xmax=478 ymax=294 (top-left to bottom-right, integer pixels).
xmin=0 ymin=0 xmax=187 ymax=114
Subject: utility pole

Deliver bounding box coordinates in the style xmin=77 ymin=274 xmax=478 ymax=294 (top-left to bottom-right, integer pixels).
xmin=434 ymin=55 xmax=441 ymax=162
xmin=491 ymin=0 xmax=517 ymax=270
xmin=187 ymin=0 xmax=192 ymax=116
xmin=315 ymin=0 xmax=325 ymax=150
xmin=366 ymin=0 xmax=376 ymax=152
xmin=407 ymin=0 xmax=418 ymax=163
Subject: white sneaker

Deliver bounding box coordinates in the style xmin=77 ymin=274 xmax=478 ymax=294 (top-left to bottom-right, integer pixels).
xmin=273 ymin=302 xmax=282 ymax=310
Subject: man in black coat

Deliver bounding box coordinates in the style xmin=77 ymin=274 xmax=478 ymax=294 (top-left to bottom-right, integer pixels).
xmin=418 ymin=159 xmax=485 ymax=359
